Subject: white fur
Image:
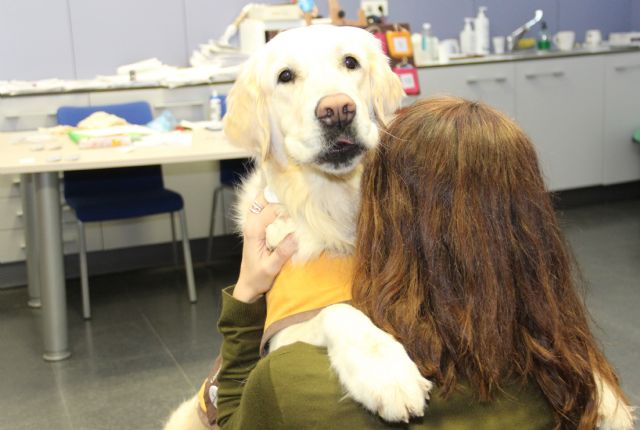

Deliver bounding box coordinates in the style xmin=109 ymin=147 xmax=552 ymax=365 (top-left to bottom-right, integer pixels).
xmin=164 ymin=25 xmax=428 ymax=429
xmin=596 ymin=373 xmax=635 ymax=429
xmin=227 ymin=25 xmax=430 ymax=423
xmin=164 ymin=396 xmax=208 ymax=430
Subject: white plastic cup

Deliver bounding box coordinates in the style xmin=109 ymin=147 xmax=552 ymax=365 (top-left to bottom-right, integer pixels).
xmin=585 ymin=29 xmax=602 ymax=48
xmin=553 ymin=31 xmax=576 ymax=51
xmin=492 ymin=36 xmax=505 ymax=54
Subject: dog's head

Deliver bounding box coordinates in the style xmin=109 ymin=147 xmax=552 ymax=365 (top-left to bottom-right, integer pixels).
xmin=223 ymin=25 xmax=405 ymax=175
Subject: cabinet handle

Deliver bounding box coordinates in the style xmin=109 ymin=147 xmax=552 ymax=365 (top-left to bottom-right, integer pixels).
xmin=614 ymin=64 xmax=640 ymax=72
xmin=154 ymin=101 xmax=206 ymax=109
xmin=466 ymin=76 xmax=507 ymax=84
xmin=524 ymin=71 xmax=565 ymax=79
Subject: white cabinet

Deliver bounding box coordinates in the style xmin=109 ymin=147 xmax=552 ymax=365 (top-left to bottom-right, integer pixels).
xmin=515 ymin=56 xmax=605 ymax=191
xmin=419 ymin=62 xmax=517 ymax=117
xmin=0 ymin=94 xmax=90 ymax=131
xmin=603 ymin=52 xmax=640 ymax=184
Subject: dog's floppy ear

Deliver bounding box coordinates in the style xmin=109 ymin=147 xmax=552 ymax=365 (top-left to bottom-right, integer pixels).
xmin=223 ymin=58 xmax=270 ymax=161
xmin=369 ymin=48 xmax=405 ymax=122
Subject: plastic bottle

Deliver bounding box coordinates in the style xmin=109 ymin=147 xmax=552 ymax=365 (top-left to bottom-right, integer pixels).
xmin=474 ymin=6 xmax=490 ymax=55
xmin=460 ymin=17 xmax=475 ymax=55
xmin=421 ymin=23 xmax=439 ymax=61
xmin=421 ymin=23 xmax=432 ymax=52
xmin=209 ymin=90 xmax=223 ymax=122
xmin=537 ymin=21 xmax=551 ymax=50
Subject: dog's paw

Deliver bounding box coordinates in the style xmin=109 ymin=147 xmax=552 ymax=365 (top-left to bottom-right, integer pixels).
xmin=596 ymin=376 xmax=635 ymax=430
xmin=330 ymin=333 xmax=432 ymax=422
xmin=265 ymin=217 xmax=296 ymax=250
xmin=322 ymin=304 xmax=432 ymax=423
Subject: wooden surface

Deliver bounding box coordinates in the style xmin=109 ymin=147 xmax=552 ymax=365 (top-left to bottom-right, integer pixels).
xmin=0 ymin=129 xmax=250 ymax=174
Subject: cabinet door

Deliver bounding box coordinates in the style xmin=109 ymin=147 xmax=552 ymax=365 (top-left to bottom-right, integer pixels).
xmin=515 ymin=56 xmax=605 ymax=191
xmin=0 ymin=94 xmax=90 ymax=131
xmin=603 ymin=53 xmax=640 ymax=184
xmin=88 ymin=89 xmax=164 ymax=113
xmin=418 ymin=63 xmax=517 ymax=117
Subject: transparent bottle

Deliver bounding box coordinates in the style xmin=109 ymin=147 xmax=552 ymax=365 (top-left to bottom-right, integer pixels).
xmin=421 ymin=23 xmax=432 ymax=52
xmin=537 ymin=21 xmax=551 ymax=50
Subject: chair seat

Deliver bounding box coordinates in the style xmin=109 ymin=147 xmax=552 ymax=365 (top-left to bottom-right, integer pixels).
xmin=67 ymin=189 xmax=184 ymax=222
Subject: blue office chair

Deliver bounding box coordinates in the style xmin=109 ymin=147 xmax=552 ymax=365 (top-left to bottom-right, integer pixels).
xmin=205 ymin=157 xmax=255 ymax=262
xmin=57 ymin=101 xmax=196 ymax=319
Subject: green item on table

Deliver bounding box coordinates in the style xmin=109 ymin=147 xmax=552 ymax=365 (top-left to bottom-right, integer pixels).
xmin=633 ymin=128 xmax=640 ymax=144
xmin=68 ymin=128 xmax=147 ymax=143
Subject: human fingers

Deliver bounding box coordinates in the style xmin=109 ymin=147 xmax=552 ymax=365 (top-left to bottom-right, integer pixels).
xmin=244 ymin=192 xmax=281 ymax=237
xmin=264 ymin=233 xmax=297 ymax=275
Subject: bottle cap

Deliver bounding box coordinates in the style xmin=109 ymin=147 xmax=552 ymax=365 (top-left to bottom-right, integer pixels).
xmin=422 ymin=23 xmax=431 ymax=30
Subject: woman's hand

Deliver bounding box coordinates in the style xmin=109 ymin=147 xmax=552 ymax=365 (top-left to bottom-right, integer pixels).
xmin=233 ymin=192 xmax=297 ymax=303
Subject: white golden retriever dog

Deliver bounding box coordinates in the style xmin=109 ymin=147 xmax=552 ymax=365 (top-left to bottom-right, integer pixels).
xmin=164 ymin=25 xmax=431 ymax=430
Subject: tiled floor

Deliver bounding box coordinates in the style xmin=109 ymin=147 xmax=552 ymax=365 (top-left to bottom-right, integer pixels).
xmin=0 ymin=199 xmax=639 ymax=430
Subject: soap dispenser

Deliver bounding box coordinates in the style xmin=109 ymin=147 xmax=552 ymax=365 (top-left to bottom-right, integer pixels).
xmin=474 ymin=6 xmax=490 ymax=55
xmin=460 ymin=17 xmax=475 ymax=55
xmin=537 ymin=21 xmax=551 ymax=50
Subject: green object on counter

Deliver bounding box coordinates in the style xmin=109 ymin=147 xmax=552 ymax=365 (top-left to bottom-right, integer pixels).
xmin=633 ymin=129 xmax=640 ymax=144
xmin=537 ymin=21 xmax=551 ymax=51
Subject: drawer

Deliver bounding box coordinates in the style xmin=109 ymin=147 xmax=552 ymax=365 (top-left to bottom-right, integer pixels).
xmin=0 ymin=223 xmax=102 ymax=264
xmin=0 ymin=229 xmax=26 ymax=263
xmin=156 ymin=87 xmax=210 ymax=121
xmin=0 ymin=175 xmax=22 ymax=198
xmin=0 ymin=93 xmax=90 ymax=131
xmin=0 ymin=197 xmax=23 ymax=230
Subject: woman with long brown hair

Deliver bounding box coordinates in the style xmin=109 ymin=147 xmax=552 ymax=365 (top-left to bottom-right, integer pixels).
xmin=206 ymin=96 xmax=633 ymax=430
xmin=353 ymin=96 xmax=633 ymax=429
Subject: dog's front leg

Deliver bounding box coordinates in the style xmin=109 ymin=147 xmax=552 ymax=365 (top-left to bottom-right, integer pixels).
xmin=318 ymin=303 xmax=433 ymax=423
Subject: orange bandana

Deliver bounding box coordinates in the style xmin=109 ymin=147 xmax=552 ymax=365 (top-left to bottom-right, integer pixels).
xmin=264 ymin=254 xmax=353 ymax=333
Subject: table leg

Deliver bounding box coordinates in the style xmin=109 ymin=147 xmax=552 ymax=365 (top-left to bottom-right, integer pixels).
xmin=35 ymin=172 xmax=71 ymax=361
xmin=20 ymin=173 xmax=41 ymax=308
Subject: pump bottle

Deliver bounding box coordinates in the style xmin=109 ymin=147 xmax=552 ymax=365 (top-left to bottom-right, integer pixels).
xmin=460 ymin=17 xmax=475 ymax=55
xmin=474 ymin=6 xmax=490 ymax=55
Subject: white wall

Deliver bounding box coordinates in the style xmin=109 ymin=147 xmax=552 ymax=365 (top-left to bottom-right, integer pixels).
xmin=0 ymin=0 xmax=637 ymax=81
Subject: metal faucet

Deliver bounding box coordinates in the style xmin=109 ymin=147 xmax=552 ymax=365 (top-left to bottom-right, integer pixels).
xmin=506 ymin=9 xmax=544 ymax=51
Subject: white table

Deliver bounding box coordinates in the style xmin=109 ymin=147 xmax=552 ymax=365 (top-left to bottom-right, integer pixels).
xmin=0 ymin=130 xmax=249 ymax=361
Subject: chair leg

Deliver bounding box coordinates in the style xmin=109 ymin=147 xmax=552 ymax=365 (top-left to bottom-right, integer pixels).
xmin=221 ymin=187 xmax=229 ymax=234
xmin=178 ymin=209 xmax=197 ymax=303
xmin=77 ymin=221 xmax=91 ymax=319
xmin=206 ymin=186 xmax=222 ymax=263
xmin=170 ymin=212 xmax=178 ymax=266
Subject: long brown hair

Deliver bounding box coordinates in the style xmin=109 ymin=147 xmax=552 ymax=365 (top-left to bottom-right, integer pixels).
xmin=352 ymin=97 xmax=627 ymax=429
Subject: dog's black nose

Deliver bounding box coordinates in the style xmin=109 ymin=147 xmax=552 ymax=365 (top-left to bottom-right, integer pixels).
xmin=315 ymin=94 xmax=356 ymax=129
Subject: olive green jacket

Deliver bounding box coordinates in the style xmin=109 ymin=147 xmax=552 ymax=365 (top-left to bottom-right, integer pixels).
xmin=216 ymin=287 xmax=555 ymax=429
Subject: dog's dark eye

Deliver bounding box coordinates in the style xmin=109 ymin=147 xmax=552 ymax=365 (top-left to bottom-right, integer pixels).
xmin=344 ymin=56 xmax=360 ymax=70
xmin=277 ymin=69 xmax=295 ymax=84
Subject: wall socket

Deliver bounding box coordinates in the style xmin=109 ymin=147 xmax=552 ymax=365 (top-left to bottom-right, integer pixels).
xmin=361 ymin=0 xmax=389 ymax=17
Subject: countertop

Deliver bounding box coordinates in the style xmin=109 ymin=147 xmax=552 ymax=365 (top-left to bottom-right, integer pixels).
xmin=419 ymin=44 xmax=640 ymax=68
xmin=1 ymin=45 xmax=639 ymax=98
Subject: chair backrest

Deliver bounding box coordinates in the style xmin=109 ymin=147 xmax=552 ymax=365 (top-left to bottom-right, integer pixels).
xmin=56 ymin=101 xmax=153 ymax=127
xmin=57 ymin=101 xmax=163 ymax=197
xmin=220 ymin=159 xmax=255 ymax=186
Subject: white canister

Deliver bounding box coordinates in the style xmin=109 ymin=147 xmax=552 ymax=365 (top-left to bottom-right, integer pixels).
xmin=474 ymin=6 xmax=490 ymax=55
xmin=460 ymin=17 xmax=475 ymax=55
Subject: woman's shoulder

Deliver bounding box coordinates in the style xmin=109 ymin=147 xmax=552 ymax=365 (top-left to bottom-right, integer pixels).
xmin=258 ymin=342 xmax=392 ymax=429
xmin=256 ymin=342 xmax=555 ymax=430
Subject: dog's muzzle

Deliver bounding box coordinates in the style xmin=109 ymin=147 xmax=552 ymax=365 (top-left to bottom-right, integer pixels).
xmin=315 ymin=93 xmax=366 ymax=169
